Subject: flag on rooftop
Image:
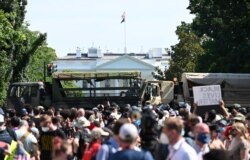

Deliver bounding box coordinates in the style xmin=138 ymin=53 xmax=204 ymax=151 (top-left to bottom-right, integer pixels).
xmin=121 ymin=12 xmax=125 ymax=23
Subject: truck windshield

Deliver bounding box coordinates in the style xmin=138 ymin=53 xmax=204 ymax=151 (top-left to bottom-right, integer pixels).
xmin=9 ymin=85 xmax=39 ymax=98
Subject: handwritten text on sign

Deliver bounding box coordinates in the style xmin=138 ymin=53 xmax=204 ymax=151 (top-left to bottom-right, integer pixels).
xmin=193 ymin=85 xmax=222 ymax=106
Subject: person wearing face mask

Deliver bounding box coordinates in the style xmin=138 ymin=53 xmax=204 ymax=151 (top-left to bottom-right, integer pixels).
xmin=39 ymin=114 xmax=66 ymax=160
xmin=193 ymin=123 xmax=211 ymax=160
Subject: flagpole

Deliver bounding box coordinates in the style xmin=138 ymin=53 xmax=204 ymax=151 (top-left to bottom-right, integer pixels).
xmin=124 ymin=18 xmax=127 ymax=54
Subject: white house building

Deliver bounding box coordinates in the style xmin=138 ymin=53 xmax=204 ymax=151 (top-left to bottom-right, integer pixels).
xmin=55 ymin=47 xmax=171 ymax=80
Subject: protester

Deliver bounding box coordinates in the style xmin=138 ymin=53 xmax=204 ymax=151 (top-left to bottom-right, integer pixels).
xmin=32 ymin=106 xmax=42 ymax=128
xmin=39 ymin=114 xmax=66 ymax=160
xmin=82 ymin=127 xmax=108 ymax=160
xmin=15 ymin=120 xmax=39 ymax=159
xmin=53 ymin=138 xmax=73 ymax=160
xmin=208 ymin=124 xmax=225 ymax=149
xmin=0 ymin=114 xmax=16 ymax=159
xmin=96 ymin=118 xmax=130 ymax=160
xmin=228 ymin=122 xmax=249 ymax=160
xmin=3 ymin=92 xmax=250 ymax=160
xmin=193 ymin=123 xmax=211 ymax=160
xmin=73 ymin=116 xmax=91 ymax=160
xmin=140 ymin=107 xmax=159 ymax=158
xmin=203 ymin=149 xmax=230 ymax=160
xmin=109 ymin=123 xmax=153 ymax=160
xmin=163 ymin=117 xmax=198 ymax=160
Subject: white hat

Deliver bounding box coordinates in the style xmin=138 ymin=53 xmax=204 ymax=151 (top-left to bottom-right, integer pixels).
xmin=0 ymin=114 xmax=4 ymax=123
xmin=74 ymin=117 xmax=90 ymax=128
xmin=119 ymin=123 xmax=138 ymax=141
xmin=110 ymin=112 xmax=121 ymax=120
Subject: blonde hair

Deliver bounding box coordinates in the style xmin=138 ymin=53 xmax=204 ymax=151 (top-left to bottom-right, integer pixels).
xmin=232 ymin=122 xmax=247 ymax=139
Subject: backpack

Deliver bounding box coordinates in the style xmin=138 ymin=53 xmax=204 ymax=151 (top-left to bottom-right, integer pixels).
xmin=76 ymin=129 xmax=91 ymax=159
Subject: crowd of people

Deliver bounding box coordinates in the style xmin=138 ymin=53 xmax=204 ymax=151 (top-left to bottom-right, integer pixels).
xmin=0 ymin=100 xmax=250 ymax=160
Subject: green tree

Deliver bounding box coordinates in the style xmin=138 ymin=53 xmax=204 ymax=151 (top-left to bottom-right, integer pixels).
xmin=164 ymin=22 xmax=204 ymax=80
xmin=0 ymin=0 xmax=46 ymax=82
xmin=0 ymin=11 xmax=15 ymax=105
xmin=0 ymin=0 xmax=47 ymax=105
xmin=25 ymin=41 xmax=57 ymax=82
xmin=188 ymin=0 xmax=250 ymax=72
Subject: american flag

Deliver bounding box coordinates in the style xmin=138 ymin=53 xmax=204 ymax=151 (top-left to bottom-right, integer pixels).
xmin=121 ymin=12 xmax=126 ymax=23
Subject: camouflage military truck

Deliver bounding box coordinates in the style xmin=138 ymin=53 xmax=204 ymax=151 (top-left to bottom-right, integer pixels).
xmin=7 ymin=71 xmax=174 ymax=110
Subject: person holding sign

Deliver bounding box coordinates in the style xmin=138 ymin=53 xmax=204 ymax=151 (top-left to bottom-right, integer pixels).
xmin=193 ymin=100 xmax=230 ymax=121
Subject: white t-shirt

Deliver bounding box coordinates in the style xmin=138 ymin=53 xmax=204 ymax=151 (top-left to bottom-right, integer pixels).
xmin=167 ymin=138 xmax=198 ymax=160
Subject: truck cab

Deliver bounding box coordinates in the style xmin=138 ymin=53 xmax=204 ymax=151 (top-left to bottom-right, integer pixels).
xmin=7 ymin=82 xmax=46 ymax=111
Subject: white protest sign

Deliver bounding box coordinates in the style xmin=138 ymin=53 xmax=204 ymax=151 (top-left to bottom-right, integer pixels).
xmin=193 ymin=85 xmax=222 ymax=106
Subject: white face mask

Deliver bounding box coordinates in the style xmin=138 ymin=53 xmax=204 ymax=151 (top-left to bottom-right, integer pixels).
xmin=42 ymin=127 xmax=49 ymax=132
xmin=159 ymin=133 xmax=169 ymax=144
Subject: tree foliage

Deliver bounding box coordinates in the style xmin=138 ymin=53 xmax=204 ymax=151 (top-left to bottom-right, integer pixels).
xmin=25 ymin=38 xmax=57 ymax=82
xmin=188 ymin=0 xmax=250 ymax=72
xmin=164 ymin=22 xmax=204 ymax=80
xmin=0 ymin=0 xmax=55 ymax=105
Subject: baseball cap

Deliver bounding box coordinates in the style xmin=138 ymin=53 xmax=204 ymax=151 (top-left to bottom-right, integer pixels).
xmin=218 ymin=119 xmax=228 ymax=126
xmin=233 ymin=114 xmax=245 ymax=122
xmin=119 ymin=123 xmax=138 ymax=142
xmin=21 ymin=108 xmax=28 ymax=116
xmin=233 ymin=103 xmax=241 ymax=109
xmin=0 ymin=114 xmax=4 ymax=123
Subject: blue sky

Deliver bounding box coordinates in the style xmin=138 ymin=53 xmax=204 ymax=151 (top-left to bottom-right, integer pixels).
xmin=26 ymin=0 xmax=194 ymax=57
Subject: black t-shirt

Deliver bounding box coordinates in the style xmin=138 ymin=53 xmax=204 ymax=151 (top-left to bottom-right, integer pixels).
xmin=39 ymin=129 xmax=66 ymax=160
xmin=32 ymin=117 xmax=41 ymax=128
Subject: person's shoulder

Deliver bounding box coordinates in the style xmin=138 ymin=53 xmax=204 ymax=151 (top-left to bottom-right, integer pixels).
xmin=177 ymin=142 xmax=198 ymax=160
xmin=239 ymin=139 xmax=249 ymax=149
xmin=27 ymin=132 xmax=38 ymax=143
xmin=55 ymin=128 xmax=66 ymax=138
xmin=141 ymin=150 xmax=154 ymax=160
xmin=114 ymin=149 xmax=153 ymax=160
xmin=182 ymin=141 xmax=198 ymax=154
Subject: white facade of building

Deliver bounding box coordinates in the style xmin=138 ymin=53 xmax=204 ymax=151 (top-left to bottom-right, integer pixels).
xmin=55 ymin=47 xmax=171 ymax=80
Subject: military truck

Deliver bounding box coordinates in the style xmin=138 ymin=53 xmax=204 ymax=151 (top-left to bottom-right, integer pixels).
xmin=7 ymin=71 xmax=174 ymax=111
xmin=180 ymin=73 xmax=250 ymax=106
xmin=177 ymin=73 xmax=250 ymax=114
